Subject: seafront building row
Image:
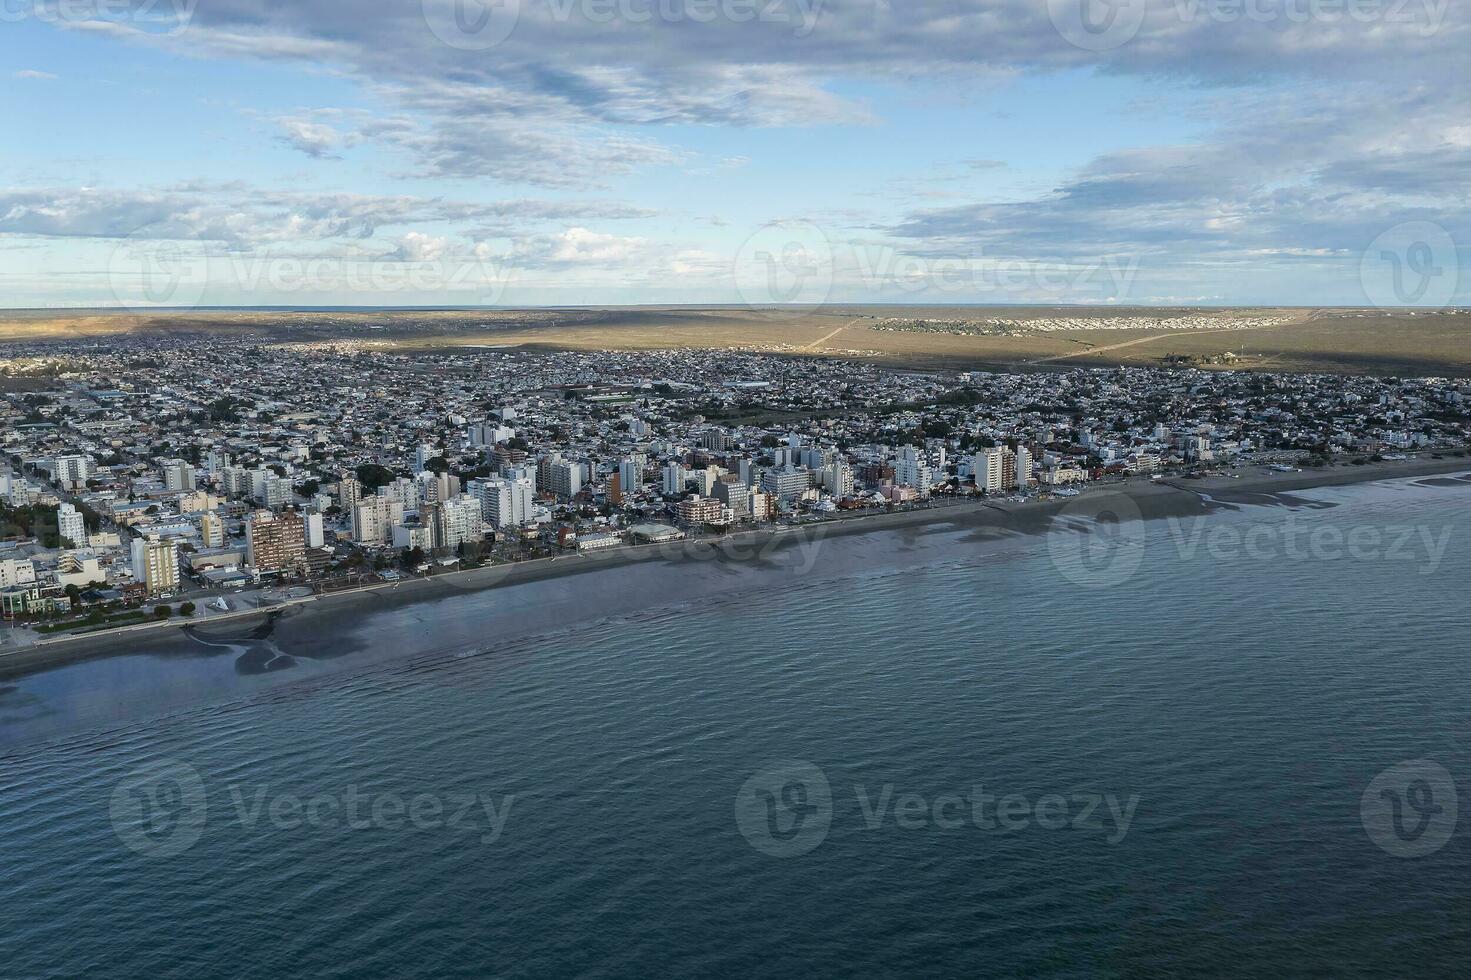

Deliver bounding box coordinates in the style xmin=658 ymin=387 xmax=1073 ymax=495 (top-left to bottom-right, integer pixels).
xmin=2 ymin=337 xmax=1468 ymax=623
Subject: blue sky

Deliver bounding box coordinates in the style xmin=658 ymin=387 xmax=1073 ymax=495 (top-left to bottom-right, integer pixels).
xmin=2 ymin=0 xmax=1468 ymax=308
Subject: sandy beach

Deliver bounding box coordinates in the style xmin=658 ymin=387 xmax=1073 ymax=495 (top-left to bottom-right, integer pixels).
xmin=2 ymin=453 xmax=1467 ymax=682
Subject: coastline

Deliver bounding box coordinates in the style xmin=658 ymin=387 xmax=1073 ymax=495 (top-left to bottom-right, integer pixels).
xmin=2 ymin=453 xmax=1467 ymax=681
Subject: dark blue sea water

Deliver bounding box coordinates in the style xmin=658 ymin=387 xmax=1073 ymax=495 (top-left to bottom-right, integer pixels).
xmin=4 ymin=475 xmax=1471 ymax=978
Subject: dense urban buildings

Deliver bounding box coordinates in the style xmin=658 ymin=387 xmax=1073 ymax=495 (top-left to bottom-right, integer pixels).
xmin=2 ymin=336 xmax=1469 ymax=628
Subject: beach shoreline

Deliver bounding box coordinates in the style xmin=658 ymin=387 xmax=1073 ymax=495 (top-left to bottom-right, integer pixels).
xmin=2 ymin=453 xmax=1467 ymax=681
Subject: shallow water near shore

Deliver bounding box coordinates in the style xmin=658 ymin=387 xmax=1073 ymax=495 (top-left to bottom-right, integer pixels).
xmin=3 ymin=474 xmax=1471 ymax=977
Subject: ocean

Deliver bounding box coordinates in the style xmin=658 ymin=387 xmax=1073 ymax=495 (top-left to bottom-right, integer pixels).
xmin=3 ymin=474 xmax=1471 ymax=978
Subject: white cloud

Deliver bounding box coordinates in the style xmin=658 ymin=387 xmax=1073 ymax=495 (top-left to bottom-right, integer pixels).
xmin=545 ymin=228 xmax=651 ymax=264
xmin=0 ymin=186 xmax=655 ymax=249
xmin=274 ymin=116 xmax=359 ymax=159
xmin=20 ymin=0 xmax=1471 ymax=299
xmin=389 ymin=231 xmax=449 ymax=262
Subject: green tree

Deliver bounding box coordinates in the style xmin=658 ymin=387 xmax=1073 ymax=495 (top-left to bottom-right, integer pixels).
xmin=355 ymin=463 xmax=397 ymax=490
xmin=154 ymin=605 xmax=173 ymax=619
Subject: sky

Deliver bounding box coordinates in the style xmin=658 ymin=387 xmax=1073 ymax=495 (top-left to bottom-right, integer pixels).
xmin=1 ymin=0 xmax=1468 ymax=309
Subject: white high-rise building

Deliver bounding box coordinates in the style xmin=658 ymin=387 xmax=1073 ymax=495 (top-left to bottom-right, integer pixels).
xmin=972 ymin=448 xmax=1004 ymax=492
xmin=392 ymin=523 xmax=434 ymax=551
xmin=469 ymin=422 xmax=515 ymax=447
xmin=338 ymin=475 xmax=363 ymax=511
xmin=429 ymin=495 xmax=484 ymax=551
xmin=972 ymin=446 xmax=1028 ymax=492
xmin=199 ymin=511 xmax=225 ymax=549
xmin=823 ymin=460 xmax=854 ymax=497
xmin=244 ymin=466 xmax=293 ymax=508
xmin=893 ymin=446 xmax=933 ymax=492
xmin=661 ymin=462 xmax=687 ymax=496
xmin=130 ymin=534 xmax=179 ymax=595
xmin=471 ymin=476 xmax=535 ymax=528
xmin=223 ymin=466 xmax=252 ymax=498
xmin=304 ymin=512 xmax=325 ymax=548
xmin=425 ymin=470 xmax=460 ymax=504
xmin=52 ymin=455 xmax=91 ymax=489
xmin=801 ymin=447 xmax=832 ymax=471
xmin=499 ymin=464 xmax=537 ymax=497
xmin=690 ymin=465 xmax=720 ymax=496
xmin=57 ymin=502 xmax=87 ymax=548
xmin=0 ymin=558 xmax=36 ymax=589
xmin=712 ymin=478 xmax=750 ymax=520
xmin=160 ymin=458 xmax=196 ymax=492
xmin=760 ymin=465 xmax=813 ymax=502
xmin=262 ymin=474 xmax=294 ymax=508
xmin=248 ymin=467 xmax=270 ymax=501
xmin=548 ymin=460 xmax=583 ymax=501
xmin=386 ymin=476 xmax=421 ymax=514
xmin=617 ymin=458 xmax=641 ymax=496
xmin=0 ymin=474 xmax=29 ymax=506
xmin=351 ymin=496 xmax=404 ymax=545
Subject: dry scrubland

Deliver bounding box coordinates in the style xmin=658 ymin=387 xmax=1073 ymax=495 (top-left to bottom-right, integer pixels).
xmin=2 ymin=306 xmax=1468 ymax=376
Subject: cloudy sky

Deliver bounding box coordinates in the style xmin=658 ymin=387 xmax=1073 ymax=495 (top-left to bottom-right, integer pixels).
xmin=2 ymin=0 xmax=1468 ymax=308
